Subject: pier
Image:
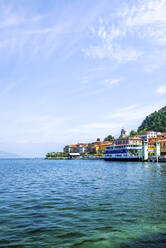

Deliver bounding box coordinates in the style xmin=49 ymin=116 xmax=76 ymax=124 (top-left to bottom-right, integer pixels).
xmin=142 ymin=140 xmax=166 ymax=162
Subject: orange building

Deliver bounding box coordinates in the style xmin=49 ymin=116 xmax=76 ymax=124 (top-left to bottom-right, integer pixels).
xmin=65 ymin=141 xmax=113 ymax=155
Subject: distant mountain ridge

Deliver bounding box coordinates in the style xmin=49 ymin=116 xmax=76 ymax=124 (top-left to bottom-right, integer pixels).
xmin=138 ymin=106 xmax=166 ymax=132
xmin=0 ymin=151 xmax=19 ymax=158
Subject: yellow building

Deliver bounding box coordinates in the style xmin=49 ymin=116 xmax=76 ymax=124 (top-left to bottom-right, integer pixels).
xmin=161 ymin=139 xmax=166 ymax=154
xmin=89 ymin=141 xmax=113 ymax=154
xmin=148 ymin=138 xmax=156 ymax=154
xmin=148 ymin=138 xmax=166 ymax=155
xmin=98 ymin=141 xmax=113 ymax=153
xmin=89 ymin=142 xmax=100 ymax=154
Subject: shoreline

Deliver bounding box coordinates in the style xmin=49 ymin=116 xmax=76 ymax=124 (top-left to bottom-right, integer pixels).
xmin=45 ymin=156 xmax=166 ymax=162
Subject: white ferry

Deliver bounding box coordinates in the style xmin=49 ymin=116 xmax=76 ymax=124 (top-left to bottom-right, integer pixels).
xmin=103 ymin=144 xmax=142 ymax=161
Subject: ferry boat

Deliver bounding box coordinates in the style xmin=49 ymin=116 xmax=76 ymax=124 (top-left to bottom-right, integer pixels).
xmin=103 ymin=144 xmax=142 ymax=161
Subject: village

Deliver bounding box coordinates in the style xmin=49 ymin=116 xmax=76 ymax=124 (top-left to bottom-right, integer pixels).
xmin=46 ymin=129 xmax=166 ymax=160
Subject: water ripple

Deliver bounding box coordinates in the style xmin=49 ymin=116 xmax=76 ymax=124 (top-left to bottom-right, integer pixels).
xmin=0 ymin=159 xmax=166 ymax=248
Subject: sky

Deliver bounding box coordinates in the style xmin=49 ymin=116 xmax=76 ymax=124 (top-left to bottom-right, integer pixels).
xmin=0 ymin=0 xmax=166 ymax=157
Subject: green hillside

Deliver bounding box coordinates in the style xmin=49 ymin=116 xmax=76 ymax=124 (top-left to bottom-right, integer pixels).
xmin=138 ymin=106 xmax=166 ymax=132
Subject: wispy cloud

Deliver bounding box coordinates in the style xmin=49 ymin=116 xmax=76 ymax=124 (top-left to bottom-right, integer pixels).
xmin=65 ymin=102 xmax=164 ymax=142
xmin=84 ymin=44 xmax=142 ymax=63
xmin=106 ymin=104 xmax=163 ymax=122
xmin=89 ymin=67 xmax=104 ymax=72
xmin=123 ymin=0 xmax=166 ymax=44
xmin=79 ymin=76 xmax=89 ymax=85
xmin=0 ymin=3 xmax=77 ymax=62
xmin=84 ymin=0 xmax=166 ymax=66
xmin=0 ymin=1 xmax=109 ymax=63
xmin=156 ymin=85 xmax=166 ymax=94
xmin=101 ymin=78 xmax=121 ymax=87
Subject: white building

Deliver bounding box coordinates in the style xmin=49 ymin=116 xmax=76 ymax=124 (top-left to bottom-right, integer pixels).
xmin=139 ymin=131 xmax=157 ymax=140
xmin=64 ymin=143 xmax=88 ymax=154
xmin=76 ymin=144 xmax=88 ymax=154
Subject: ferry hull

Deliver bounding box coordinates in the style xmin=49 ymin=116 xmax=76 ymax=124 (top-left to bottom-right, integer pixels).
xmin=104 ymin=157 xmax=140 ymax=162
xmin=158 ymin=157 xmax=166 ymax=162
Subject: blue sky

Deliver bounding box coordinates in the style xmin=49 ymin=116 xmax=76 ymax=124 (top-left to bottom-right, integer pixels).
xmin=0 ymin=0 xmax=166 ymax=157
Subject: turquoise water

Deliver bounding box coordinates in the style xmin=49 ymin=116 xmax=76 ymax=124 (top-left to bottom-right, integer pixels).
xmin=0 ymin=159 xmax=166 ymax=248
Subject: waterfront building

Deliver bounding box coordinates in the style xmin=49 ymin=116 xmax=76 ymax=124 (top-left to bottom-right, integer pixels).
xmin=160 ymin=139 xmax=166 ymax=154
xmin=148 ymin=138 xmax=156 ymax=155
xmin=63 ymin=144 xmax=77 ymax=154
xmin=148 ymin=138 xmax=166 ymax=155
xmin=87 ymin=141 xmax=101 ymax=154
xmin=110 ymin=129 xmax=142 ymax=147
xmin=88 ymin=141 xmax=113 ymax=154
xmin=98 ymin=141 xmax=113 ymax=153
xmin=63 ymin=145 xmax=69 ymax=153
xmin=139 ymin=131 xmax=157 ymax=140
xmin=64 ymin=143 xmax=88 ymax=154
xmin=157 ymin=132 xmax=166 ymax=138
xmin=113 ymin=134 xmax=142 ymax=146
xmin=76 ymin=143 xmax=88 ymax=154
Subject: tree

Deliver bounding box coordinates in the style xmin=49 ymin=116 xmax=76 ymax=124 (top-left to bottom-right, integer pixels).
xmin=138 ymin=106 xmax=166 ymax=132
xmin=129 ymin=130 xmax=138 ymax=137
xmin=96 ymin=138 xmax=100 ymax=141
xmin=104 ymin=135 xmax=114 ymax=141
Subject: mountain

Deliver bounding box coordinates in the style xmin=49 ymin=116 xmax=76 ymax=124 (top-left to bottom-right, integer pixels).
xmin=138 ymin=106 xmax=166 ymax=132
xmin=0 ymin=151 xmax=20 ymax=158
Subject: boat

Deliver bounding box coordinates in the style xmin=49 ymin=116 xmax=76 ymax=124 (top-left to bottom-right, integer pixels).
xmin=103 ymin=144 xmax=142 ymax=161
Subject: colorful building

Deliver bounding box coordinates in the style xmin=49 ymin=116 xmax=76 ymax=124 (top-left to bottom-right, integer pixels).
xmin=148 ymin=138 xmax=166 ymax=155
xmin=63 ymin=130 xmax=166 ymax=156
xmin=88 ymin=141 xmax=113 ymax=154
xmin=63 ymin=144 xmax=77 ymax=153
xmin=160 ymin=139 xmax=166 ymax=154
xmin=76 ymin=143 xmax=88 ymax=154
xmin=157 ymin=132 xmax=166 ymax=138
xmin=113 ymin=130 xmax=142 ymax=146
xmin=139 ymin=131 xmax=157 ymax=140
xmin=98 ymin=141 xmax=113 ymax=153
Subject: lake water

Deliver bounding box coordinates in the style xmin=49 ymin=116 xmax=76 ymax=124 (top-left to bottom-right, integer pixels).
xmin=0 ymin=159 xmax=166 ymax=248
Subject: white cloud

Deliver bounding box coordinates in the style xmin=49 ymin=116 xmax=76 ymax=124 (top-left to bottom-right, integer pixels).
xmin=121 ymin=0 xmax=166 ymax=45
xmin=156 ymin=85 xmax=166 ymax=94
xmin=84 ymin=44 xmax=142 ymax=63
xmin=101 ymin=78 xmax=121 ymax=86
xmin=84 ymin=0 xmax=166 ymax=65
xmin=89 ymin=67 xmax=104 ymax=72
